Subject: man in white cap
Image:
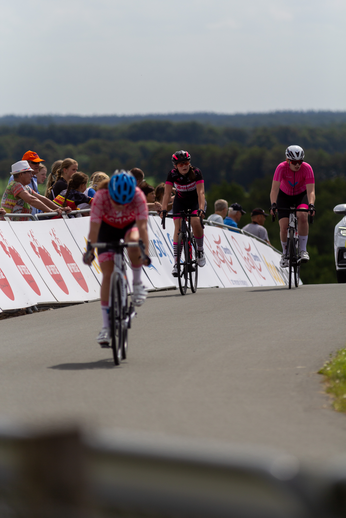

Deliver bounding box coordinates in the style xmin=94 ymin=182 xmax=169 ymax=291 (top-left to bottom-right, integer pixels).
xmin=1 ymin=161 xmax=68 ymax=220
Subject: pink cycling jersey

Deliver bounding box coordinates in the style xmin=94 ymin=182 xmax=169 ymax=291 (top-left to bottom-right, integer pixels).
xmin=90 ymin=186 xmax=148 ymax=228
xmin=273 ymin=161 xmax=315 ymax=196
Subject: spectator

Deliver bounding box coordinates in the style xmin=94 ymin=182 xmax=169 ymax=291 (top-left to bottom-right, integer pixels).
xmin=242 ymin=208 xmax=270 ymax=244
xmin=224 ymin=202 xmax=246 ymax=229
xmin=53 ymin=172 xmax=93 ymax=212
xmin=22 ymin=150 xmax=45 ymax=193
xmin=47 ymin=158 xmax=78 ymax=200
xmin=85 ymin=172 xmax=109 ymax=197
xmin=207 ymin=199 xmax=228 ymax=226
xmin=140 ymin=181 xmax=155 ymax=203
xmin=130 ymin=167 xmax=145 ymax=186
xmin=45 ymin=160 xmax=63 ymax=198
xmin=1 ymin=161 xmax=66 ymax=220
xmin=36 ymin=163 xmax=47 ymax=187
xmin=153 ymin=182 xmax=174 ymax=213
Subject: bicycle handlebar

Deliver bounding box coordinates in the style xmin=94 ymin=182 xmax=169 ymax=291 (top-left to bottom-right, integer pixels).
xmin=271 ymin=206 xmax=314 ymax=224
xmin=160 ymin=210 xmax=205 ymax=230
xmin=91 ymin=239 xmax=151 ymax=266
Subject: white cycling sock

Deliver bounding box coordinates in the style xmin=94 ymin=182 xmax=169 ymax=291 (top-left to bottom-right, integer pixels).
xmin=299 ymin=235 xmax=308 ymax=252
xmin=131 ymin=265 xmax=142 ymax=284
xmin=281 ymin=241 xmax=287 ymax=254
xmin=101 ymin=305 xmax=109 ymax=328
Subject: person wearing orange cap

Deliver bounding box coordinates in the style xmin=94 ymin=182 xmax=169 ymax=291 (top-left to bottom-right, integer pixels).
xmin=22 ymin=150 xmax=45 ymax=194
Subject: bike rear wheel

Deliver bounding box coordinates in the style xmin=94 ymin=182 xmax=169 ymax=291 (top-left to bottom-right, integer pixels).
xmin=110 ymin=274 xmax=123 ymax=365
xmin=177 ymin=232 xmax=188 ymax=295
xmin=288 ymin=229 xmax=294 ymax=290
xmin=188 ymin=236 xmax=198 ymax=293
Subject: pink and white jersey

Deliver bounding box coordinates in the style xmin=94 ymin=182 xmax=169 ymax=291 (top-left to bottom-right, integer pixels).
xmin=90 ymin=187 xmax=148 ymax=229
xmin=273 ymin=161 xmax=315 ymax=196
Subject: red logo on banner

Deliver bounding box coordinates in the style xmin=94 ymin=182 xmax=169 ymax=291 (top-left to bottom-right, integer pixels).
xmin=231 ymin=236 xmax=266 ymax=281
xmin=28 ymin=230 xmax=69 ymax=294
xmin=50 ymin=229 xmax=89 ymax=293
xmin=205 ymin=234 xmax=237 ymax=279
xmin=0 ymin=267 xmax=15 ymax=301
xmin=0 ymin=230 xmax=41 ymax=296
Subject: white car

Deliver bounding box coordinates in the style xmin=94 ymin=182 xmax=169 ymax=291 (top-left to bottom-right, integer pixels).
xmin=333 ymin=204 xmax=346 ymax=283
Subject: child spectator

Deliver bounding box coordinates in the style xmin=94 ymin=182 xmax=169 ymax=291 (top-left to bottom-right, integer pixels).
xmin=53 ymin=172 xmax=93 ymax=212
xmin=85 ymin=172 xmax=110 ymax=197
xmin=45 ymin=160 xmax=63 ymax=198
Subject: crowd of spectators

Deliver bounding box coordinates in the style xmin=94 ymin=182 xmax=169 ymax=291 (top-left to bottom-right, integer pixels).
xmin=1 ymin=151 xmax=270 ymax=244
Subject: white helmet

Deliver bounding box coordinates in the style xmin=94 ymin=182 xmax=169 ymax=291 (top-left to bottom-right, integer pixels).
xmin=285 ymin=145 xmax=305 ymax=161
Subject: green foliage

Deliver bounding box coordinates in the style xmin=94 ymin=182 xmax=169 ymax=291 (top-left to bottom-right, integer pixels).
xmin=319 ymin=348 xmax=346 ymax=413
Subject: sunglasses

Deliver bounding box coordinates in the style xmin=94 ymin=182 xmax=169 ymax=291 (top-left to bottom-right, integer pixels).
xmin=177 ymin=161 xmax=190 ymax=167
xmin=290 ymin=160 xmax=303 ymax=166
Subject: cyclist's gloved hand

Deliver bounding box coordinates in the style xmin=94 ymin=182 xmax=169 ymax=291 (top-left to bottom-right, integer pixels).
xmin=83 ymin=241 xmax=95 ymax=265
xmin=198 ymin=209 xmax=206 ymax=219
xmin=308 ymin=203 xmax=315 ymax=215
xmin=270 ymin=202 xmax=277 ymax=214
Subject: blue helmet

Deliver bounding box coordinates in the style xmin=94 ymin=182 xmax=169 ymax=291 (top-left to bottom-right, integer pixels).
xmin=109 ymin=170 xmax=136 ymax=205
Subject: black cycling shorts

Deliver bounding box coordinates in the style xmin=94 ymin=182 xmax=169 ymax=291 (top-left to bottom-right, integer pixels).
xmin=172 ymin=195 xmax=199 ymax=218
xmin=276 ymin=189 xmax=308 ymax=220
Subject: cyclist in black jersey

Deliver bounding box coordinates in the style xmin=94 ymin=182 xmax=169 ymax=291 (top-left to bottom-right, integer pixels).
xmin=161 ymin=150 xmax=206 ymax=277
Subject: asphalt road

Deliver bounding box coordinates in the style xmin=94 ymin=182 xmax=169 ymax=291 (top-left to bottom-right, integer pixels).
xmin=1 ymin=284 xmax=345 ymax=463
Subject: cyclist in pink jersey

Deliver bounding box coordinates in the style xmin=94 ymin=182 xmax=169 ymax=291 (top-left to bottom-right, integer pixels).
xmin=83 ymin=171 xmax=150 ymax=347
xmin=269 ymin=145 xmax=316 ymax=267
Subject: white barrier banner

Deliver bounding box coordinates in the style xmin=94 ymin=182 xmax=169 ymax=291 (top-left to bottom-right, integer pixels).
xmin=221 ymin=231 xmax=275 ymax=287
xmin=204 ymin=226 xmax=253 ymax=287
xmin=250 ymin=239 xmax=288 ymax=286
xmin=63 ymin=216 xmax=103 ymax=285
xmin=10 ymin=220 xmax=100 ymax=302
xmin=0 ymin=222 xmax=46 ymax=309
xmin=144 ymin=216 xmax=175 ymax=290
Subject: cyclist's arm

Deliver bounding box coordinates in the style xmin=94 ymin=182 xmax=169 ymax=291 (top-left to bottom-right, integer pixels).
xmin=88 ymin=221 xmax=101 ymax=244
xmin=161 ymin=183 xmax=173 ymax=212
xmin=306 ymin=183 xmax=315 ymax=205
xmin=270 ymin=180 xmax=280 ymax=206
xmin=196 ymin=182 xmax=205 ymax=212
xmin=136 ymin=219 xmax=150 ymax=258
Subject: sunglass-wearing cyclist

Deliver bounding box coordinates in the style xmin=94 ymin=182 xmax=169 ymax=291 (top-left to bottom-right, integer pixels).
xmin=83 ymin=170 xmax=150 ymax=347
xmin=161 ymin=150 xmax=206 ymax=277
xmin=269 ymin=145 xmax=316 ymax=268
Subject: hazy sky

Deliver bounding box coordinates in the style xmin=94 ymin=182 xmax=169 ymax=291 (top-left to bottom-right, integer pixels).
xmin=1 ymin=0 xmax=345 ymax=116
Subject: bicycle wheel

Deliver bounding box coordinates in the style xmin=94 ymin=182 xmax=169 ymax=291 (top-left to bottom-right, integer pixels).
xmin=110 ymin=274 xmax=123 ymax=365
xmin=294 ymin=238 xmax=300 ymax=288
xmin=177 ymin=232 xmax=188 ymax=295
xmin=121 ymin=291 xmax=130 ymax=360
xmin=188 ymin=236 xmax=198 ymax=293
xmin=288 ymin=229 xmax=295 ymax=290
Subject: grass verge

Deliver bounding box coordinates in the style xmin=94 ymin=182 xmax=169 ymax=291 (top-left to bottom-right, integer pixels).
xmin=319 ymin=348 xmax=346 ymax=413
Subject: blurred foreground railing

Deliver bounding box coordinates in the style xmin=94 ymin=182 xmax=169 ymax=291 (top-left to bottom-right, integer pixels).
xmin=0 ymin=424 xmax=345 ymax=518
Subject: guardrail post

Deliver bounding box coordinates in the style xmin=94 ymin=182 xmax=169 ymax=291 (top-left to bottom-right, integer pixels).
xmin=14 ymin=428 xmax=91 ymax=518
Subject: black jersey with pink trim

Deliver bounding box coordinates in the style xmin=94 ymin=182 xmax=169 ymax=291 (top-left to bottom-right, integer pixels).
xmin=166 ymin=167 xmax=204 ymax=202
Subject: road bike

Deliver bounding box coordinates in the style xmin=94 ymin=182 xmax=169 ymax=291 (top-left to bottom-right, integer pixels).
xmin=162 ymin=209 xmax=204 ymax=296
xmin=92 ymin=240 xmax=149 ymax=365
xmin=272 ymin=207 xmax=313 ymax=289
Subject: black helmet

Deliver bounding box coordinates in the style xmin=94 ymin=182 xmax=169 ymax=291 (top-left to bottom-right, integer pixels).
xmin=171 ymin=150 xmax=191 ymax=166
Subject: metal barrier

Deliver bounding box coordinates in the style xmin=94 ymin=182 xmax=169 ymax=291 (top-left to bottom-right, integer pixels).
xmin=3 ymin=209 xmax=91 ymax=222
xmin=0 ymin=424 xmax=345 ymax=517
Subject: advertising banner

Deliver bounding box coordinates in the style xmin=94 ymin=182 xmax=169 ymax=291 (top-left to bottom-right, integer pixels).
xmin=0 ymin=222 xmax=47 ymax=310
xmin=10 ymin=220 xmax=100 ymax=302
xmin=143 ymin=216 xmax=175 ymax=290
xmin=250 ymin=239 xmax=288 ymax=286
xmin=203 ymin=226 xmax=253 ymax=287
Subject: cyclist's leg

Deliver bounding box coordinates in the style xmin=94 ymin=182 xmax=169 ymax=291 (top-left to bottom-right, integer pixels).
xmin=97 ymin=257 xmax=114 ymax=346
xmin=172 ymin=218 xmax=181 ymax=276
xmin=125 ymin=226 xmax=147 ymax=306
xmin=191 ymin=213 xmax=205 ymax=267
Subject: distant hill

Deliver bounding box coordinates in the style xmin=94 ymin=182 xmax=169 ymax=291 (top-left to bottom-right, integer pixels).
xmin=1 ymin=111 xmax=346 ymax=128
